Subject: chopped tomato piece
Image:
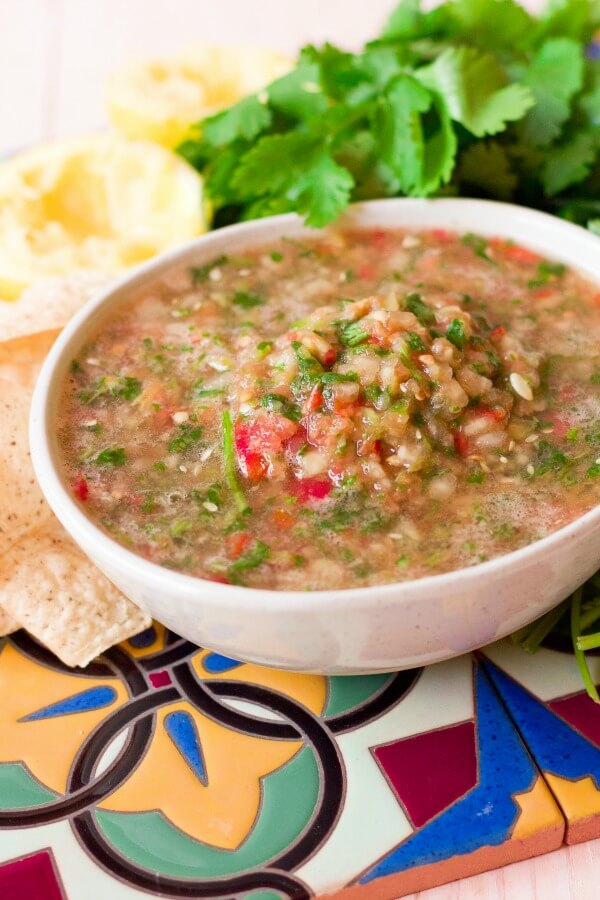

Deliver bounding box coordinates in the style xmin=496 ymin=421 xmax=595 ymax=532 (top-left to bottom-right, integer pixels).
xmin=430 ymin=228 xmax=453 ymax=242
xmin=306 ymin=385 xmax=324 ymax=412
xmin=235 ymin=414 xmax=299 ymax=481
xmin=73 ymin=475 xmax=89 ymax=501
xmin=454 ymin=431 xmax=469 ymax=457
xmin=206 ymin=573 xmax=231 ymax=585
xmin=533 ymin=286 xmax=554 ymax=300
xmin=371 ymin=228 xmax=387 ymax=251
xmin=323 ymin=348 xmax=337 ymax=367
xmin=304 ymin=412 xmax=351 ymax=448
xmin=473 ymin=406 xmax=506 ymax=422
xmin=226 ymin=532 xmax=251 ymax=559
xmin=291 ymin=477 xmax=332 ymax=503
xmin=489 ymin=325 xmax=506 ymax=340
xmin=490 ymin=240 xmax=540 ymax=264
xmin=358 ymin=262 xmax=377 ymax=280
xmin=272 ymin=509 xmax=294 ymax=529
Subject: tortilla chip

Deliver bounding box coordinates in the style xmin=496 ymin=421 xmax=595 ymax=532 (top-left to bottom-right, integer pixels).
xmin=0 ymin=606 xmax=19 ymax=636
xmin=0 ymin=329 xmax=60 ymax=388
xmin=0 ymin=517 xmax=150 ymax=667
xmin=0 ymin=380 xmax=54 ymax=554
xmin=0 ymin=270 xmax=109 ymax=342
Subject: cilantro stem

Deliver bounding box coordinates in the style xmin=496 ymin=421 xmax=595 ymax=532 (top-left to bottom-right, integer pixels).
xmin=516 ymin=598 xmax=570 ymax=654
xmin=221 ymin=410 xmax=249 ymax=515
xmin=571 ymin=586 xmax=600 ymax=703
xmin=575 ymin=631 xmax=600 ymax=652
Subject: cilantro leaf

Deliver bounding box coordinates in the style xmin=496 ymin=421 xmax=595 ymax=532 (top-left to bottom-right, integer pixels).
xmin=542 ymin=130 xmax=598 ymax=195
xmin=519 ymin=39 xmax=585 ymax=147
xmin=458 ymin=141 xmax=517 ymax=199
xmin=267 ymin=60 xmax=328 ymax=121
xmin=201 ymin=95 xmax=272 ymax=147
xmin=376 ymin=75 xmax=432 ymax=194
xmin=295 ymin=153 xmax=355 ymax=227
xmin=417 ymin=47 xmax=534 ymax=137
xmin=450 ymin=0 xmax=534 ymax=51
xmin=422 ymin=95 xmax=458 ymax=193
xmin=231 ymin=132 xmax=319 ymax=199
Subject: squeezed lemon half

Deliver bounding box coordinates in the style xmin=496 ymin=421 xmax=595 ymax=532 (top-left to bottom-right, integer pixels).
xmin=0 ymin=135 xmax=206 ymax=299
xmin=106 ymin=46 xmax=292 ymax=147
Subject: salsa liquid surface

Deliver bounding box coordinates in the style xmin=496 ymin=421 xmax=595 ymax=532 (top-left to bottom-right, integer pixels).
xmin=58 ymin=228 xmax=600 ymax=590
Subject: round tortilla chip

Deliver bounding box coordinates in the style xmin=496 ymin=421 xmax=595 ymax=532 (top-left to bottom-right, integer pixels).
xmin=0 ymin=329 xmax=60 ymax=388
xmin=0 ymin=379 xmax=53 ymax=554
xmin=0 ymin=270 xmax=109 ymax=342
xmin=0 ymin=517 xmax=150 ymax=667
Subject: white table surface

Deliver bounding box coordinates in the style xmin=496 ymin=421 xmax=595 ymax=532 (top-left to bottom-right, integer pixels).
xmin=2 ymin=0 xmax=600 ymax=896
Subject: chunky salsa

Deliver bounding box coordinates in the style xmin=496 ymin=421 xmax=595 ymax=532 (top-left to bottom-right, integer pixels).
xmin=57 ymin=228 xmax=600 ymax=590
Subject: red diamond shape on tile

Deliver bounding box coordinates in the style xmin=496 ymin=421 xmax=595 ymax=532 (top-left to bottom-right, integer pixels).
xmin=0 ymin=849 xmax=65 ymax=900
xmin=373 ymin=720 xmax=478 ymax=827
xmin=149 ymin=669 xmax=172 ymax=688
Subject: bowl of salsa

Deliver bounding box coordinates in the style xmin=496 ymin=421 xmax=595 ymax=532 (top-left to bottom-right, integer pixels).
xmin=30 ymin=198 xmax=600 ymax=672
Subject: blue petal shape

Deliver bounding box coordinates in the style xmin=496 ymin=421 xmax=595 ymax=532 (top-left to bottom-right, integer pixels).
xmin=360 ymin=663 xmax=536 ymax=883
xmin=128 ymin=626 xmax=157 ymax=648
xmin=164 ymin=711 xmax=208 ymax=785
xmin=19 ymin=686 xmax=117 ymax=722
xmin=483 ymin=658 xmax=600 ymax=786
xmin=202 ymin=653 xmax=242 ymax=674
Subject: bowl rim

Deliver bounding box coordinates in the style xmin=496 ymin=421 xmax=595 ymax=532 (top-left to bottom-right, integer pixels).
xmin=29 ymin=196 xmax=600 ymax=611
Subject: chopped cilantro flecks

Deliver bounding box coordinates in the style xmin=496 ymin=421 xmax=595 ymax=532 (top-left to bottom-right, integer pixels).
xmin=80 ymin=375 xmax=142 ymax=404
xmin=168 ymin=424 xmax=203 ymax=454
xmin=190 ymin=255 xmax=228 ymax=283
xmin=461 ymin=232 xmax=495 ymax=263
xmin=337 ymin=321 xmax=369 ymax=347
xmin=92 ymin=447 xmax=126 ymax=467
xmin=528 ymin=261 xmax=566 ymax=288
xmin=405 ymin=293 xmax=435 ymax=325
xmin=257 ymin=340 xmax=274 ymax=357
xmin=467 ymin=471 xmax=485 ymax=484
xmin=270 ymin=251 xmax=283 ymax=262
xmin=232 ymin=290 xmax=263 ymax=309
xmin=260 ymin=393 xmax=301 ymax=421
xmin=446 ymin=319 xmax=466 ymax=349
xmin=229 ymin=540 xmax=270 ymax=580
xmin=406 ymin=331 xmax=426 ymax=352
xmin=530 ymin=440 xmax=567 ymax=477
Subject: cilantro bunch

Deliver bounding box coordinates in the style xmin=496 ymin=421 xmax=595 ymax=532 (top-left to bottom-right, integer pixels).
xmin=177 ymin=0 xmax=600 ymax=230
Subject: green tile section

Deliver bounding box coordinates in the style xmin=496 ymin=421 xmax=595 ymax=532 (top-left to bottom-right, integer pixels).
xmin=0 ymin=763 xmax=57 ymax=808
xmin=325 ymin=673 xmax=391 ymax=717
xmin=97 ymin=746 xmax=319 ymax=877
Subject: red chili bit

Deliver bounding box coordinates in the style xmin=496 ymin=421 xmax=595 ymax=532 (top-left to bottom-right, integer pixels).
xmin=454 ymin=431 xmax=469 ymax=457
xmin=430 ymin=228 xmax=453 ymax=242
xmin=533 ymin=287 xmax=554 ymax=300
xmin=306 ymin=385 xmax=324 ymax=412
xmin=371 ymin=228 xmax=387 ymax=251
xmin=206 ymin=573 xmax=231 ymax=585
xmin=226 ymin=532 xmax=251 ymax=559
xmin=489 ymin=325 xmax=506 ymax=340
xmin=323 ymin=348 xmax=337 ymax=366
xmin=476 ymin=406 xmax=506 ymax=423
xmin=73 ymin=475 xmax=89 ymax=502
xmin=291 ymin=477 xmax=332 ymax=503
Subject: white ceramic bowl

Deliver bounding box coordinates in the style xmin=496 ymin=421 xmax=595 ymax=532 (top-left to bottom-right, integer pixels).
xmin=30 ymin=198 xmax=600 ymax=673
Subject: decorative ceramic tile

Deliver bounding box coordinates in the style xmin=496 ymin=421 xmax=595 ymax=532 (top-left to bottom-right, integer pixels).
xmin=482 ymin=641 xmax=600 ymax=845
xmin=0 ymin=628 xmax=562 ymax=899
